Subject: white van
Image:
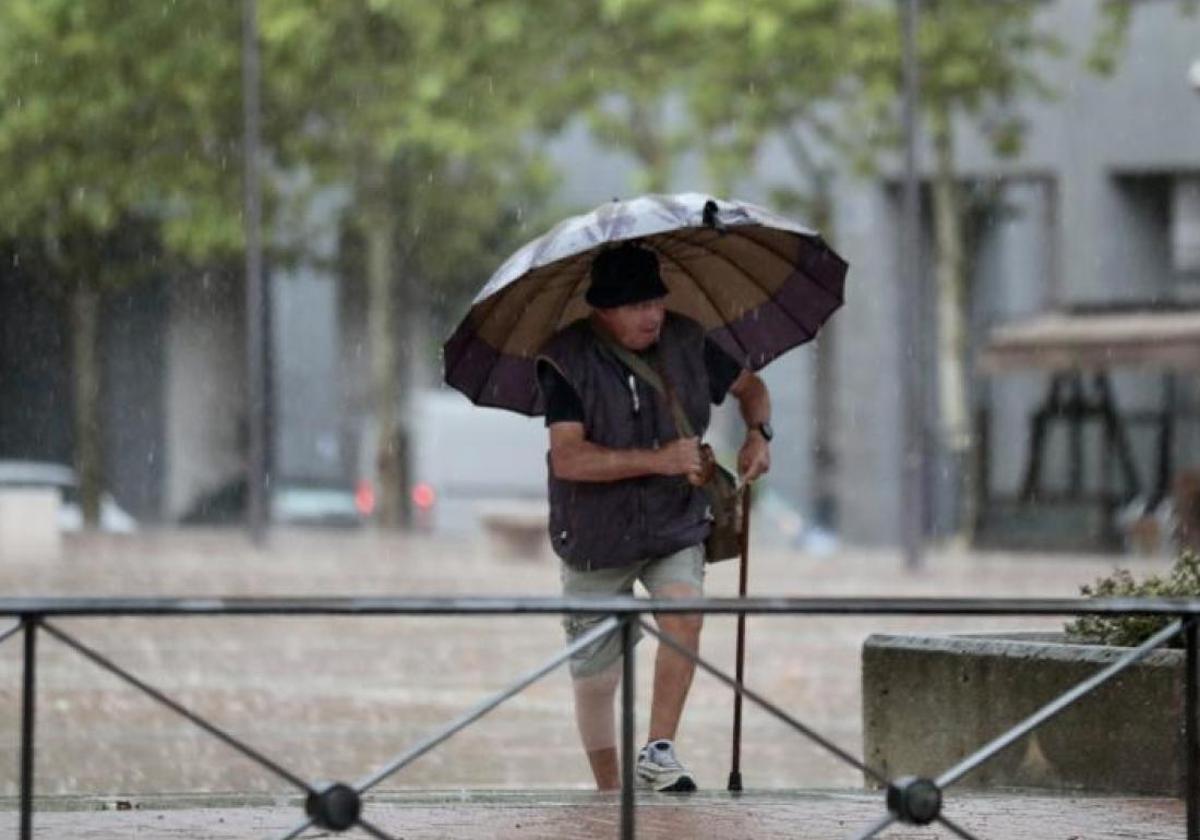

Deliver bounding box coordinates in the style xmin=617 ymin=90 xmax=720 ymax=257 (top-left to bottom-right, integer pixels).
xmin=356 ymin=388 xmax=549 ymax=535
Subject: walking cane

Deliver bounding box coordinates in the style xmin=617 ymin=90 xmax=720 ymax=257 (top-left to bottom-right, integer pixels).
xmin=727 ymin=483 xmax=751 ymax=792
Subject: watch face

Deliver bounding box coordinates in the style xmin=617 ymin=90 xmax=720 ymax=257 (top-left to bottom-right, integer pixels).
xmin=758 ymin=422 xmax=774 ymax=441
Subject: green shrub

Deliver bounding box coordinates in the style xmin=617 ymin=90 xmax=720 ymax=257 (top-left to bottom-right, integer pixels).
xmin=1065 ymin=550 xmax=1199 ymax=648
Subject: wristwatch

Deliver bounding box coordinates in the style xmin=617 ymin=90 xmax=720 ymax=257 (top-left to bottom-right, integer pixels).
xmin=752 ymin=421 xmax=774 ymax=442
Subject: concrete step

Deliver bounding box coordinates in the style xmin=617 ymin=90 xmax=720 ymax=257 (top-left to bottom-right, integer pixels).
xmin=0 ymin=788 xmax=1184 ymax=839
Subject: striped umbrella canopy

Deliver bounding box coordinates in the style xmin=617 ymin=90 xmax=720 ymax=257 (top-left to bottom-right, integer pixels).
xmin=443 ymin=193 xmax=848 ymax=415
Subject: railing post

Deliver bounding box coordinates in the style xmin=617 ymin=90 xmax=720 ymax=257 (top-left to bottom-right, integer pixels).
xmin=20 ymin=616 xmax=38 ymax=840
xmin=1187 ymin=618 xmax=1198 ymax=840
xmin=620 ymin=616 xmax=636 ymax=840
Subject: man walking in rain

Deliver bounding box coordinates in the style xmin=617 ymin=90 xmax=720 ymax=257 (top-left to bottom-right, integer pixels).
xmin=536 ymin=242 xmax=773 ymax=792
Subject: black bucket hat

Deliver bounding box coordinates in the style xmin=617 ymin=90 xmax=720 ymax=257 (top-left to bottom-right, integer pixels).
xmin=586 ymin=243 xmax=669 ymax=309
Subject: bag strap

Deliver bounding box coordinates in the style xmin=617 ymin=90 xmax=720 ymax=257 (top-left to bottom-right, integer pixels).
xmin=588 ymin=320 xmax=695 ymax=438
xmin=589 ymin=319 xmax=745 ymax=503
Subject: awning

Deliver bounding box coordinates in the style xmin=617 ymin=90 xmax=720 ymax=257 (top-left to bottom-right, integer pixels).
xmin=978 ymin=309 xmax=1200 ymax=374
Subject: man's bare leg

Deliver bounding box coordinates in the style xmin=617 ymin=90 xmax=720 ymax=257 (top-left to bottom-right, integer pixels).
xmin=586 ymin=747 xmax=619 ymax=790
xmin=572 ymin=661 xmax=622 ymax=789
xmin=648 ymin=583 xmax=703 ymax=742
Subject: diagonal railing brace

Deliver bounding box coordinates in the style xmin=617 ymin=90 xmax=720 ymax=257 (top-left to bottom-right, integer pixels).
xmin=40 ymin=621 xmax=315 ymax=795
xmin=639 ymin=618 xmax=887 ymax=784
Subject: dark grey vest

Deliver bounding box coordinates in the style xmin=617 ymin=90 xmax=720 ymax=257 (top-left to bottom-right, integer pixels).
xmin=538 ymin=313 xmax=713 ymax=570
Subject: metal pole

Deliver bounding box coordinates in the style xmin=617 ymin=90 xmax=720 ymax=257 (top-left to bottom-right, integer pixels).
xmin=242 ymin=0 xmax=268 ymax=544
xmin=1187 ymin=619 xmax=1198 ymax=840
xmin=900 ymin=0 xmax=925 ymax=569
xmin=353 ymin=616 xmax=621 ymax=794
xmin=621 ymin=618 xmax=636 ymax=840
xmin=19 ymin=617 xmax=38 ymax=840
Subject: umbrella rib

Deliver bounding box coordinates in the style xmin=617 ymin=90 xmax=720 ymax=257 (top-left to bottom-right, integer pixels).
xmin=726 ymin=226 xmax=845 ymax=306
xmin=495 ymin=254 xmax=591 ymax=359
xmin=653 ymin=242 xmax=754 ymax=363
xmin=443 ymin=277 xmax=521 ymax=404
xmin=669 ymin=225 xmax=847 ymax=357
xmin=662 ymin=229 xmax=816 ymax=349
xmin=671 ymin=226 xmax=844 ymax=311
xmin=444 ymin=324 xmax=500 ymax=408
xmin=662 ymin=228 xmax=789 ymax=307
xmin=541 ymin=254 xmax=593 ymax=344
xmin=448 ymin=257 xmax=587 ymax=414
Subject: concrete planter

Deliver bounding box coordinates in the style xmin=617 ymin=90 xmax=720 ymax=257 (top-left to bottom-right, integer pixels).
xmin=861 ymin=632 xmax=1188 ymax=795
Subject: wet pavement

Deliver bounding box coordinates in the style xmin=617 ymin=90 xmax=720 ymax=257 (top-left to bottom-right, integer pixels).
xmin=0 ymin=528 xmax=1179 ymax=836
xmin=1 ymin=789 xmax=1185 ymax=839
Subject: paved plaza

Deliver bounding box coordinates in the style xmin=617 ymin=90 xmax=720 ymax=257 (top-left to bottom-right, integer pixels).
xmin=1 ymin=790 xmax=1186 ymax=839
xmin=0 ymin=528 xmax=1180 ymax=837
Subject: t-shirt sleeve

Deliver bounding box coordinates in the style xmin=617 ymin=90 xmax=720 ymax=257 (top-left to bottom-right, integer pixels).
xmin=537 ymin=360 xmax=585 ymax=426
xmin=705 ymin=338 xmax=745 ymax=405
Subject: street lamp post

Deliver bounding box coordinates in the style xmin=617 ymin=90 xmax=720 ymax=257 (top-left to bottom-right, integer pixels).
xmin=900 ymin=0 xmax=926 ymax=570
xmin=242 ymin=0 xmax=269 ymax=544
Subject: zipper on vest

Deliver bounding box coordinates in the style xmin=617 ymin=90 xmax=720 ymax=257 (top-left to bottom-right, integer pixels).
xmin=627 ymin=374 xmax=640 ymax=414
xmin=636 ymin=479 xmax=645 ymax=540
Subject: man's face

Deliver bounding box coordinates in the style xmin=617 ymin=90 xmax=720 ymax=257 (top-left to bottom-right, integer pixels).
xmin=595 ymin=298 xmax=666 ymax=351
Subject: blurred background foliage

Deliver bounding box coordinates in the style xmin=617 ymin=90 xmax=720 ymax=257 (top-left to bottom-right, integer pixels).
xmin=0 ymin=0 xmax=1158 ymax=524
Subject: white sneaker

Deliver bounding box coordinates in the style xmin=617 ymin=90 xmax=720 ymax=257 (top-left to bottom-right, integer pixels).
xmin=635 ymin=739 xmax=697 ymax=792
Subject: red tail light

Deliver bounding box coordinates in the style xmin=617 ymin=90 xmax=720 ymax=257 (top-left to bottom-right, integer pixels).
xmin=412 ymin=482 xmax=436 ymax=510
xmin=354 ymin=481 xmax=376 ymax=516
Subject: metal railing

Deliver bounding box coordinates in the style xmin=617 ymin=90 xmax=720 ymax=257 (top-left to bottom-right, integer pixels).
xmin=2 ymin=595 xmax=1197 ymax=839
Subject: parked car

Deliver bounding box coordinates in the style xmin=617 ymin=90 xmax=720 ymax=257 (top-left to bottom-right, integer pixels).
xmin=0 ymin=460 xmax=138 ymax=533
xmin=179 ymin=476 xmax=368 ymax=528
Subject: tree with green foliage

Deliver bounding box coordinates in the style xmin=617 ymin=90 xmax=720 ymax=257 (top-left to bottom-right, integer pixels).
xmin=571 ymin=0 xmax=701 ymax=193
xmin=258 ymin=0 xmax=585 ymax=526
xmin=578 ymin=0 xmax=863 ymax=198
xmin=689 ymin=0 xmax=889 ymax=533
xmin=904 ymin=0 xmax=1064 ymax=541
xmin=689 ymin=1 xmax=1070 ymax=541
xmin=0 ymin=0 xmax=246 ymax=525
xmin=879 ymin=0 xmax=1191 ymax=541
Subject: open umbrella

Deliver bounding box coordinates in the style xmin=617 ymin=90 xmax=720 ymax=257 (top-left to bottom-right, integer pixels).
xmin=443 ymin=193 xmax=847 ymax=416
xmin=442 ymin=192 xmax=849 ymax=792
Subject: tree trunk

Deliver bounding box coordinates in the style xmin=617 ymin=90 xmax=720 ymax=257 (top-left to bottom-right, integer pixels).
xmin=809 ymin=183 xmax=839 ymax=532
xmin=362 ymin=199 xmax=410 ymax=529
xmin=780 ymin=130 xmax=840 ymax=533
xmin=929 ymin=110 xmax=975 ymax=540
xmin=71 ymin=283 xmax=103 ymax=528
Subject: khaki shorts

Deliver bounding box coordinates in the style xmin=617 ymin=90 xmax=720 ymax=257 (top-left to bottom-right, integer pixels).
xmin=560 ymin=544 xmax=705 ymax=678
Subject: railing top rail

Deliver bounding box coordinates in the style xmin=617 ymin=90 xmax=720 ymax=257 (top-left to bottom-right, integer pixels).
xmin=1 ymin=595 xmax=1199 ymax=618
